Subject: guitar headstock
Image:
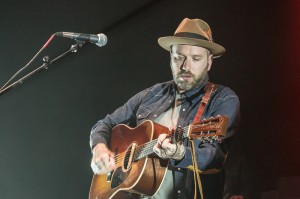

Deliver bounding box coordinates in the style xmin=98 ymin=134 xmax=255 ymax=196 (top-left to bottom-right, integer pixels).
xmin=189 ymin=115 xmax=229 ymax=143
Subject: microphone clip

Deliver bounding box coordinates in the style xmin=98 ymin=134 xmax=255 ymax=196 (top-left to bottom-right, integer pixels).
xmin=70 ymin=42 xmax=84 ymax=53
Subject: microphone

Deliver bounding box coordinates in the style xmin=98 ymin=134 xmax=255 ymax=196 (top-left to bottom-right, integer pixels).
xmin=56 ymin=32 xmax=107 ymax=47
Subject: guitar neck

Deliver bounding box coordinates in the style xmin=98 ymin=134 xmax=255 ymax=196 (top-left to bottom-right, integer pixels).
xmin=133 ymin=128 xmax=190 ymax=161
xmin=133 ymin=115 xmax=227 ymax=161
xmin=116 ymin=116 xmax=229 ymax=164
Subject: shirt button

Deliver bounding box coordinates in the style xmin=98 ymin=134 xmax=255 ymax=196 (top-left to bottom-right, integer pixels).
xmin=178 ymin=168 xmax=181 ymax=171
xmin=178 ymin=190 xmax=181 ymax=193
xmin=169 ymin=100 xmax=172 ymax=103
xmin=182 ymin=109 xmax=186 ymax=111
xmin=138 ymin=115 xmax=141 ymax=118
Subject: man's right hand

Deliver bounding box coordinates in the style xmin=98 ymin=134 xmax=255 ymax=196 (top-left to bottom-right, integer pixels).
xmin=91 ymin=143 xmax=116 ymax=174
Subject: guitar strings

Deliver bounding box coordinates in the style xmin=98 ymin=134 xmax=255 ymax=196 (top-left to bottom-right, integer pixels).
xmin=113 ymin=124 xmax=198 ymax=163
xmin=113 ymin=128 xmax=190 ymax=164
xmin=112 ymin=120 xmax=219 ymax=164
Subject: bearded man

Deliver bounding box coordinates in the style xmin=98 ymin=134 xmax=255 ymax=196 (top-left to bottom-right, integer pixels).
xmin=90 ymin=18 xmax=240 ymax=199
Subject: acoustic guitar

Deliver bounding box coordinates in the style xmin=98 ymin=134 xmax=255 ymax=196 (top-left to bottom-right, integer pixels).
xmin=89 ymin=115 xmax=229 ymax=199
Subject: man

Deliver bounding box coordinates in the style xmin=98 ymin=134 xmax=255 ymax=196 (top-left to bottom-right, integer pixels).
xmin=90 ymin=18 xmax=240 ymax=199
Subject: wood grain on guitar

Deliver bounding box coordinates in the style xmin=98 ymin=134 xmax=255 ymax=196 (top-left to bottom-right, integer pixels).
xmin=89 ymin=115 xmax=229 ymax=199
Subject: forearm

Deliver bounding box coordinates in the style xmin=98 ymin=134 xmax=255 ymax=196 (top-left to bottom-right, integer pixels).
xmin=90 ymin=119 xmax=114 ymax=148
xmin=89 ymin=109 xmax=136 ymax=149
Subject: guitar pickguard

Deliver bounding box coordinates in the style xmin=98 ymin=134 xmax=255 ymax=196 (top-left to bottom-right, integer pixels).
xmin=111 ymin=167 xmax=131 ymax=189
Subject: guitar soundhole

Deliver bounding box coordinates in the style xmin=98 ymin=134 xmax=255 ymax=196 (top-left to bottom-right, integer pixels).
xmin=123 ymin=150 xmax=130 ymax=170
xmin=122 ymin=142 xmax=137 ymax=172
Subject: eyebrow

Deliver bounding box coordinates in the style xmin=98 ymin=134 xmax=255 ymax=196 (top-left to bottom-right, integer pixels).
xmin=173 ymin=52 xmax=204 ymax=58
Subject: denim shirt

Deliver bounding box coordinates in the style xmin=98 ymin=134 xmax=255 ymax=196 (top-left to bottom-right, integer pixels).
xmin=90 ymin=77 xmax=240 ymax=199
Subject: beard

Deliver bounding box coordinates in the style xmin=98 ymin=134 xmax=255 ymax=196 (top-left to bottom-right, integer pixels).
xmin=173 ymin=71 xmax=207 ymax=92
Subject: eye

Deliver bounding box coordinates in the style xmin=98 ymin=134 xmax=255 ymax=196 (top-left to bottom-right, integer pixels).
xmin=172 ymin=54 xmax=185 ymax=61
xmin=175 ymin=55 xmax=183 ymax=59
xmin=193 ymin=57 xmax=202 ymax=61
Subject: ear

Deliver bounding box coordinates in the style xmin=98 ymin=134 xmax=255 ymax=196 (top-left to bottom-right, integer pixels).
xmin=207 ymin=53 xmax=213 ymax=71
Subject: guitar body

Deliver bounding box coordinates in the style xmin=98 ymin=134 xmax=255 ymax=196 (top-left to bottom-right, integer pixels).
xmin=89 ymin=120 xmax=169 ymax=199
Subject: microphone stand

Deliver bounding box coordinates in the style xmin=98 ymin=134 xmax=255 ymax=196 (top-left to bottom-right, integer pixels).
xmin=0 ymin=42 xmax=84 ymax=96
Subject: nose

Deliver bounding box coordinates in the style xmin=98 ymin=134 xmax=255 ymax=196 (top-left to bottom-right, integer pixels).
xmin=180 ymin=57 xmax=190 ymax=71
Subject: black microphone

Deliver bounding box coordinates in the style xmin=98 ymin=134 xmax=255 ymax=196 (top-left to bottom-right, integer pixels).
xmin=56 ymin=32 xmax=107 ymax=47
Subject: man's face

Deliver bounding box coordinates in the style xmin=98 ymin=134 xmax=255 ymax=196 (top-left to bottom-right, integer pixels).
xmin=170 ymin=44 xmax=213 ymax=93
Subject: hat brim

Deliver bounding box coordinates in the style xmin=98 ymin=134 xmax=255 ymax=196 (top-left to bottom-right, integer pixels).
xmin=158 ymin=36 xmax=226 ymax=58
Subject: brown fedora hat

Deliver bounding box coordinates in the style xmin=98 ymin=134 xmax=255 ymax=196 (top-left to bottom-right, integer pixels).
xmin=158 ymin=18 xmax=226 ymax=58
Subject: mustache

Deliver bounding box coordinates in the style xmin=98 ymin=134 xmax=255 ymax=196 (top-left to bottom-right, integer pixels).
xmin=177 ymin=71 xmax=194 ymax=76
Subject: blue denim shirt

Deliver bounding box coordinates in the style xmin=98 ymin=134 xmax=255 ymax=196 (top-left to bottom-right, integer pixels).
xmin=90 ymin=77 xmax=240 ymax=199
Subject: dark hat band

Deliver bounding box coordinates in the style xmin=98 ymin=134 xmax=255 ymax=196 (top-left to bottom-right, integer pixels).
xmin=174 ymin=32 xmax=209 ymax=41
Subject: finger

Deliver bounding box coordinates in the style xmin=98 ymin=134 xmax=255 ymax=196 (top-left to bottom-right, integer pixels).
xmin=108 ymin=157 xmax=116 ymax=170
xmin=166 ymin=143 xmax=176 ymax=152
xmin=161 ymin=138 xmax=171 ymax=149
xmin=95 ymin=159 xmax=105 ymax=171
xmin=101 ymin=157 xmax=116 ymax=173
xmin=92 ymin=153 xmax=109 ymax=170
xmin=109 ymin=153 xmax=115 ymax=159
xmin=157 ymin=134 xmax=168 ymax=144
xmin=92 ymin=155 xmax=104 ymax=168
xmin=153 ymin=145 xmax=169 ymax=159
xmin=171 ymin=144 xmax=186 ymax=160
xmin=91 ymin=161 xmax=103 ymax=174
xmin=100 ymin=153 xmax=111 ymax=168
xmin=161 ymin=142 xmax=175 ymax=156
xmin=95 ymin=160 xmax=111 ymax=174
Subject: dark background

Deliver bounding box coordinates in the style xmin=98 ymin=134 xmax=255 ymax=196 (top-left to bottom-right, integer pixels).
xmin=0 ymin=0 xmax=299 ymax=198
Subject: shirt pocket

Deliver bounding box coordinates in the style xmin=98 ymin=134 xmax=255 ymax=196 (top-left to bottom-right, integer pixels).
xmin=136 ymin=106 xmax=151 ymax=122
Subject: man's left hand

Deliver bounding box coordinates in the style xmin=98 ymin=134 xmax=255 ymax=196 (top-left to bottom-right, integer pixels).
xmin=153 ymin=133 xmax=185 ymax=160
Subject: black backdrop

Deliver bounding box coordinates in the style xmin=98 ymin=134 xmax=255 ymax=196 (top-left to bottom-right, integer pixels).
xmin=1 ymin=0 xmax=299 ymax=198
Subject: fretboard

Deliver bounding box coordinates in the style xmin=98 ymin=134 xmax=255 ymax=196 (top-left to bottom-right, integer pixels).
xmin=133 ymin=128 xmax=189 ymax=161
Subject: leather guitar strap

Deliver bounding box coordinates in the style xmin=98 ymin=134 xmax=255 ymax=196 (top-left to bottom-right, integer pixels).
xmin=192 ymin=82 xmax=216 ymax=123
xmin=189 ymin=81 xmax=216 ymax=199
